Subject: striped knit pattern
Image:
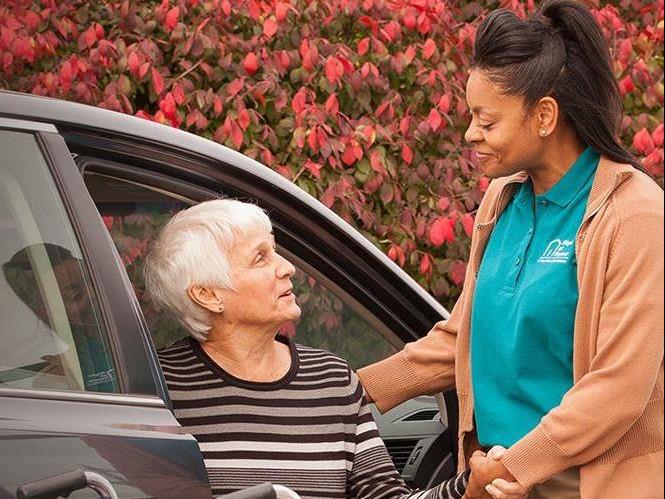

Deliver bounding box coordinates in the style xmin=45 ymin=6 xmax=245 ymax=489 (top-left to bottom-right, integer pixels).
xmin=158 ymin=337 xmax=468 ymax=498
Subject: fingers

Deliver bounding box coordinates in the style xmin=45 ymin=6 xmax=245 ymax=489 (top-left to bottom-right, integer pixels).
xmin=472 ymin=449 xmax=488 ymax=458
xmin=485 ymin=478 xmax=529 ymax=499
xmin=487 ymin=445 xmax=507 ymax=460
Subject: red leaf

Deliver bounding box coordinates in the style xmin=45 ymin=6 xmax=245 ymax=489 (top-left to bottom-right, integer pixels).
xmin=325 ymin=93 xmax=339 ymax=115
xmin=305 ymin=159 xmax=322 ymax=179
xmin=375 ymin=99 xmax=391 ymax=118
xmin=427 ymin=109 xmax=442 ymax=132
xmin=419 ymin=254 xmax=431 ymax=276
xmin=618 ymin=38 xmax=632 ymax=65
xmin=450 ymin=261 xmax=467 ymax=286
xmin=437 ymin=94 xmax=451 ymax=114
xmin=387 ymin=244 xmax=405 ymax=267
xmin=165 ymin=6 xmax=180 ymax=31
xmin=261 ymin=148 xmax=273 ymax=166
xmin=370 ymin=150 xmax=386 ymax=174
xmin=619 ymin=75 xmax=634 ymax=96
xmin=643 ymin=149 xmax=664 ymax=177
xmin=438 ymin=197 xmax=450 ymax=211
xmin=248 ymin=0 xmax=261 ymax=19
xmin=243 ymin=52 xmax=259 ymax=75
xmin=429 ymin=217 xmax=454 ymax=246
xmin=325 ymin=57 xmax=343 ymax=85
xmin=358 ymin=37 xmax=370 ymax=56
xmin=172 ymin=83 xmax=185 ymax=105
xmin=633 ymin=128 xmax=655 ymax=155
xmin=399 ymin=116 xmax=411 ymax=135
xmin=25 ymin=11 xmax=41 ymax=29
xmin=307 ymin=127 xmax=319 ymax=152
xmin=461 ymin=213 xmax=475 ymax=237
xmin=127 ymin=52 xmax=139 ymax=76
xmin=422 ymin=38 xmax=436 ymax=59
xmin=292 ymin=87 xmax=307 ymax=114
xmin=139 ymin=61 xmax=150 ymax=78
xmin=213 ymin=95 xmax=223 ymax=116
xmin=341 ymin=145 xmax=357 ymax=166
xmin=151 ymin=67 xmax=164 ymax=95
xmin=159 ymin=92 xmax=177 ymax=119
xmin=479 ymin=177 xmax=490 ymax=192
xmin=227 ymin=77 xmax=244 ymax=98
xmin=222 ymin=0 xmax=231 ymax=16
xmin=238 ymin=109 xmax=250 ymax=131
xmin=230 ymin=119 xmax=243 ymax=148
xmin=404 ymin=10 xmax=417 ymax=30
xmin=275 ymin=2 xmax=289 ymax=21
xmin=401 ymin=144 xmax=413 ymax=165
xmin=263 ymin=17 xmax=278 ymax=38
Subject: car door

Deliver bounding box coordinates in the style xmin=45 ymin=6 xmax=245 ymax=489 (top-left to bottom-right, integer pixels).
xmin=0 ymin=118 xmax=212 ymax=498
xmin=61 ymin=124 xmax=459 ymax=489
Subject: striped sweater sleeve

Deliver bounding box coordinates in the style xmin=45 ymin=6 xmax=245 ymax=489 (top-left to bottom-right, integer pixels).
xmin=347 ymin=375 xmax=468 ymax=499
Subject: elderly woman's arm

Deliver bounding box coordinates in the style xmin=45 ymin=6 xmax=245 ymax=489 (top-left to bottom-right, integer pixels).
xmin=347 ymin=377 xmax=469 ymax=499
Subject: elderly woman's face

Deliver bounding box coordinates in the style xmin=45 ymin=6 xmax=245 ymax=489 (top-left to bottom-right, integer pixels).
xmin=219 ymin=228 xmax=300 ymax=329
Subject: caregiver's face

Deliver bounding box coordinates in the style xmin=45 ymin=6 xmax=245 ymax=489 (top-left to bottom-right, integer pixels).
xmin=464 ymin=69 xmax=542 ymax=178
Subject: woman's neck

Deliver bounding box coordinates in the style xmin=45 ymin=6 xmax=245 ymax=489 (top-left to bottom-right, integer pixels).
xmin=529 ymin=129 xmax=586 ymax=195
xmin=201 ymin=324 xmax=292 ymax=382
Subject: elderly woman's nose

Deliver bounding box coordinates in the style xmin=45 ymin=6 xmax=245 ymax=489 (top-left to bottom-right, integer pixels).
xmin=276 ymin=253 xmax=296 ymax=277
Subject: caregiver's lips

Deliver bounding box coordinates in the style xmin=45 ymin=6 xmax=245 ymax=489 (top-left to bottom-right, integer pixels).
xmin=474 ymin=150 xmax=495 ymax=162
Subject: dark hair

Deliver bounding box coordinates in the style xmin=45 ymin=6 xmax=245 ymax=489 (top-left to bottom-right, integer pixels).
xmin=472 ymin=0 xmax=641 ymax=169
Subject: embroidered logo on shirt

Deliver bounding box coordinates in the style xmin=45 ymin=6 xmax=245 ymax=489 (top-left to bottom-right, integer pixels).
xmin=538 ymin=239 xmax=574 ymax=264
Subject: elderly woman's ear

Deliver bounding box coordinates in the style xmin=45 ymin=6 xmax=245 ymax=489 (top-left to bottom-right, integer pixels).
xmin=188 ymin=285 xmax=224 ymax=313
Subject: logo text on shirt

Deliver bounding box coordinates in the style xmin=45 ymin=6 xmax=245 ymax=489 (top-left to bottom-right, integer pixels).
xmin=538 ymin=239 xmax=574 ymax=264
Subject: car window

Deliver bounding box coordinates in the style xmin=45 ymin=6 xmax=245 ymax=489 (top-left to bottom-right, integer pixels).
xmin=83 ymin=170 xmax=398 ymax=368
xmin=0 ymin=131 xmax=118 ymax=393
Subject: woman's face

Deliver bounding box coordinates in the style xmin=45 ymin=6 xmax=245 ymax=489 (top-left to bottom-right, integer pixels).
xmin=464 ymin=69 xmax=543 ymax=178
xmin=219 ymin=228 xmax=301 ymax=330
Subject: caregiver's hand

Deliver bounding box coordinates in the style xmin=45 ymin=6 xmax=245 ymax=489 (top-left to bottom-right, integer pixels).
xmin=484 ymin=446 xmax=529 ymax=499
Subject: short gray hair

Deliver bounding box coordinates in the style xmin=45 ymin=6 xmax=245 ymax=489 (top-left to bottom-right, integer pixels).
xmin=144 ymin=199 xmax=272 ymax=341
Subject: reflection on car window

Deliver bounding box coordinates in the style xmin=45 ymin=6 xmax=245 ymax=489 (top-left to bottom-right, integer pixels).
xmin=0 ymin=131 xmax=118 ymax=392
xmin=84 ymin=170 xmax=398 ymax=368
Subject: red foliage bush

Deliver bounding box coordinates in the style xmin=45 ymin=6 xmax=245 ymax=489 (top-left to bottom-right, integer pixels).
xmin=1 ymin=0 xmax=663 ymax=309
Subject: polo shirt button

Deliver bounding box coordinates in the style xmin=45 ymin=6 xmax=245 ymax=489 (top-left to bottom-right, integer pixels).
xmin=515 ymin=257 xmax=521 ymax=265
xmin=540 ymin=200 xmax=548 ymax=206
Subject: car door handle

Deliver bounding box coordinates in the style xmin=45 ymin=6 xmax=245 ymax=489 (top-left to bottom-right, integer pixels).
xmin=217 ymin=483 xmax=300 ymax=499
xmin=16 ymin=469 xmax=119 ymax=499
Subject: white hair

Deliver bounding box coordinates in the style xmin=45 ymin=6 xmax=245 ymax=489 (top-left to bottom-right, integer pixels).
xmin=144 ymin=199 xmax=272 ymax=341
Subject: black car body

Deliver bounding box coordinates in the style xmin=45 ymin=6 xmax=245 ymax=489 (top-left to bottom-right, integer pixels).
xmin=0 ymin=91 xmax=458 ymax=498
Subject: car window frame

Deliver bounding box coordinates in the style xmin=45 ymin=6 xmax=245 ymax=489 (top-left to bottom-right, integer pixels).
xmin=77 ymin=156 xmax=405 ymax=356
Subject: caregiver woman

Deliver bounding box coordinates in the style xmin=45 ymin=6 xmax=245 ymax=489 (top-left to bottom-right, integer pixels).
xmin=358 ymin=0 xmax=664 ymax=498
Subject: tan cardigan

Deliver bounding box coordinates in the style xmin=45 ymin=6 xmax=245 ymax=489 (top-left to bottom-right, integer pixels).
xmin=358 ymin=157 xmax=664 ymax=498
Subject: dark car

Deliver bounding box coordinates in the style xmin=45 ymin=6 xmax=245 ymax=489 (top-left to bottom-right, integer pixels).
xmin=0 ymin=91 xmax=459 ymax=498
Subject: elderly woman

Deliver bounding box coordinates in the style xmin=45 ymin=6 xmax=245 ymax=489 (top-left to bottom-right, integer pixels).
xmin=144 ymin=199 xmax=476 ymax=499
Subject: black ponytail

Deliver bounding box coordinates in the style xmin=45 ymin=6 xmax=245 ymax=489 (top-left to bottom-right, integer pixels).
xmin=473 ymin=0 xmax=641 ymax=169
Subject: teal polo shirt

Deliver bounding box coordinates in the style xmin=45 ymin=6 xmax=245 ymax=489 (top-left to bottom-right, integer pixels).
xmin=471 ymin=147 xmax=600 ymax=447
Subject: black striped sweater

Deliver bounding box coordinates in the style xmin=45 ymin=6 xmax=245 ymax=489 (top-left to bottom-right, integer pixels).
xmin=158 ymin=337 xmax=468 ymax=498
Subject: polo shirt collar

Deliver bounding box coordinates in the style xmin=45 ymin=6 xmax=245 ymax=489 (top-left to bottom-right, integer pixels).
xmin=537 ymin=147 xmax=600 ymax=207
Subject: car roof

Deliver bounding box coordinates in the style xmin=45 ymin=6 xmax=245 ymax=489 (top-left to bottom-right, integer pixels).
xmin=0 ymin=90 xmax=448 ymax=318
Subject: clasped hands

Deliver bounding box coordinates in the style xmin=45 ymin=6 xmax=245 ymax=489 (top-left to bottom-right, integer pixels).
xmin=463 ymin=446 xmax=529 ymax=499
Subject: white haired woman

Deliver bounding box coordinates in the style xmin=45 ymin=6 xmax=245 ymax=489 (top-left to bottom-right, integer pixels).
xmin=144 ymin=199 xmax=473 ymax=498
